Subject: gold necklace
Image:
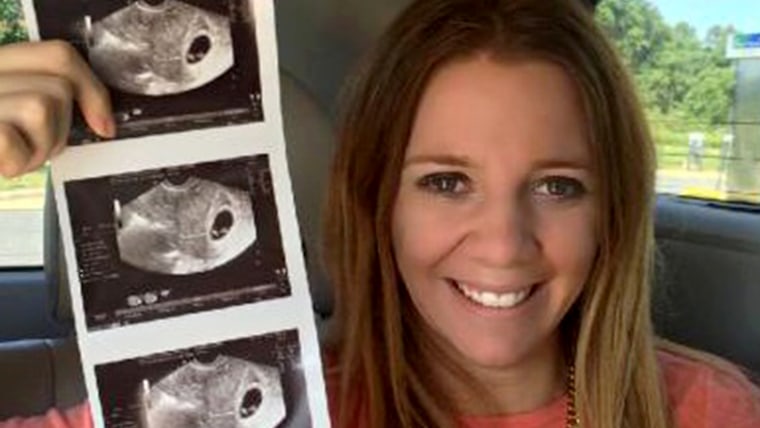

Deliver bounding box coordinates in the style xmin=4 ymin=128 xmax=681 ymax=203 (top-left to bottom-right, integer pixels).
xmin=566 ymin=364 xmax=580 ymax=428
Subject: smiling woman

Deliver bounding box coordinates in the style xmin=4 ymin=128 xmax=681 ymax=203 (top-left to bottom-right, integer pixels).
xmin=323 ymin=0 xmax=760 ymax=427
xmin=391 ymin=57 xmax=597 ymax=415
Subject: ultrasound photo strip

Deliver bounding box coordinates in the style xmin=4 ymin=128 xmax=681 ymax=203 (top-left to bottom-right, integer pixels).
xmin=95 ymin=329 xmax=312 ymax=428
xmin=65 ymin=154 xmax=291 ymax=331
xmin=38 ymin=0 xmax=331 ymax=425
xmin=24 ymin=0 xmax=265 ymax=143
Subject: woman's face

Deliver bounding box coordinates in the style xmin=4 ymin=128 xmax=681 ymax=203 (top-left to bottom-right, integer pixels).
xmin=391 ymin=55 xmax=598 ymax=370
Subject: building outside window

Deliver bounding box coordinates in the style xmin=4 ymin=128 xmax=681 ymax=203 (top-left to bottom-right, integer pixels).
xmin=596 ymin=0 xmax=760 ymax=204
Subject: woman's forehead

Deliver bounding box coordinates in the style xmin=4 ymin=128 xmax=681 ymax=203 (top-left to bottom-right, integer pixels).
xmin=406 ymin=55 xmax=592 ymax=168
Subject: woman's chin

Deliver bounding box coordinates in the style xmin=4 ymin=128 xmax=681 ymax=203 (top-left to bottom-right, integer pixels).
xmin=444 ymin=338 xmax=531 ymax=371
xmin=447 ymin=332 xmax=558 ymax=373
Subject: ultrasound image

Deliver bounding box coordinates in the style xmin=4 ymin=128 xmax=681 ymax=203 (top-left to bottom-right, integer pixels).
xmin=65 ymin=155 xmax=290 ymax=330
xmin=143 ymin=356 xmax=285 ymax=428
xmin=31 ymin=0 xmax=264 ymax=143
xmin=116 ymin=177 xmax=257 ymax=275
xmin=96 ymin=329 xmax=312 ymax=428
xmin=87 ymin=0 xmax=234 ymax=96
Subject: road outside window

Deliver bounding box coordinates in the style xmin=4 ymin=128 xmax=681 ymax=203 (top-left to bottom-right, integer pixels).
xmin=0 ymin=0 xmax=44 ymax=267
xmin=597 ymin=0 xmax=760 ymax=205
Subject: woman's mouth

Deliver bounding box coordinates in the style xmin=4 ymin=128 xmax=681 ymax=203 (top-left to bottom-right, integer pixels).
xmin=450 ymin=280 xmax=537 ymax=309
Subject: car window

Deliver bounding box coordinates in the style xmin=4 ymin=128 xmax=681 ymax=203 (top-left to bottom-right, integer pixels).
xmin=0 ymin=0 xmax=44 ymax=268
xmin=596 ymin=0 xmax=760 ymax=205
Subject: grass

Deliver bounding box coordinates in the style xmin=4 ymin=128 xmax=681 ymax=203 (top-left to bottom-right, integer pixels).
xmin=0 ymin=166 xmax=47 ymax=211
xmin=0 ymin=193 xmax=44 ymax=210
xmin=0 ymin=166 xmax=48 ymax=192
xmin=656 ymin=150 xmax=722 ymax=171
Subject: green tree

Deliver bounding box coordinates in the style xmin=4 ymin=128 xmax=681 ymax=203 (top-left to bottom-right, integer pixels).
xmin=685 ymin=25 xmax=736 ymax=124
xmin=705 ymin=24 xmax=735 ymax=66
xmin=0 ymin=0 xmax=28 ymax=44
xmin=595 ymin=0 xmax=670 ymax=72
xmin=642 ymin=22 xmax=705 ymax=115
xmin=596 ymin=0 xmax=736 ymax=126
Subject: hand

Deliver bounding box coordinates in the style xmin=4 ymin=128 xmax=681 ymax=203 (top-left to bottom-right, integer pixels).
xmin=0 ymin=40 xmax=115 ymax=178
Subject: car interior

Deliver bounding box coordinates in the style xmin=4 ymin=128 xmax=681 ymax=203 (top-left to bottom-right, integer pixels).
xmin=1 ymin=0 xmax=759 ymax=421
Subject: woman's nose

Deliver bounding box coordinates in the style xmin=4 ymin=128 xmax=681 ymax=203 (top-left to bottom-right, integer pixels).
xmin=462 ymin=197 xmax=539 ymax=268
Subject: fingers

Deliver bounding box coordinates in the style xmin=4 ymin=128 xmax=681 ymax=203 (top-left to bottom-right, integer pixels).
xmin=0 ymin=73 xmax=73 ymax=156
xmin=0 ymin=40 xmax=115 ymax=138
xmin=0 ymin=90 xmax=63 ymax=177
xmin=0 ymin=74 xmax=74 ymax=176
xmin=0 ymin=40 xmax=116 ymax=179
xmin=0 ymin=123 xmax=32 ymax=178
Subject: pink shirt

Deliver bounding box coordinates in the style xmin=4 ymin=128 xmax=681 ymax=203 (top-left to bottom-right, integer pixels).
xmin=3 ymin=350 xmax=759 ymax=428
xmin=458 ymin=351 xmax=760 ymax=428
xmin=0 ymin=407 xmax=90 ymax=428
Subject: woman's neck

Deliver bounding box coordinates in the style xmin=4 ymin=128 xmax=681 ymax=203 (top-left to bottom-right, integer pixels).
xmin=431 ymin=334 xmax=568 ymax=416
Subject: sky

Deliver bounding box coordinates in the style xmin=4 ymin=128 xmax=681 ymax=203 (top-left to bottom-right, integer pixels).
xmin=647 ymin=0 xmax=760 ymax=38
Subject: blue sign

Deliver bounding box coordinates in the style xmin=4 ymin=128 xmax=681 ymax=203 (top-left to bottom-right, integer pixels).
xmin=734 ymin=33 xmax=760 ymax=49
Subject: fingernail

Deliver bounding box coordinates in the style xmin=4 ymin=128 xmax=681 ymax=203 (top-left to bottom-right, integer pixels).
xmin=100 ymin=116 xmax=116 ymax=138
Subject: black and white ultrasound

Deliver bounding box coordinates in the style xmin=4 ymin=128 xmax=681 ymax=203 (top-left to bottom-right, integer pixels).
xmin=95 ymin=329 xmax=312 ymax=428
xmin=65 ymin=155 xmax=290 ymax=330
xmin=31 ymin=0 xmax=264 ymax=143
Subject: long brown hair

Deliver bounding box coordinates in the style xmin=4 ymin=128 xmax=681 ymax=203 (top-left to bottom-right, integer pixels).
xmin=323 ymin=0 xmax=668 ymax=426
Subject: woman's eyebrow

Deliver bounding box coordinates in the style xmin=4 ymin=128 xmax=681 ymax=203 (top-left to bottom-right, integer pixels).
xmin=404 ymin=154 xmax=472 ymax=167
xmin=531 ymin=158 xmax=592 ymax=171
xmin=404 ymin=155 xmax=591 ymax=171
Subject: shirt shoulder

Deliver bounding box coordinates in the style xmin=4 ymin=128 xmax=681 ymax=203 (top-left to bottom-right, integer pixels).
xmin=0 ymin=404 xmax=91 ymax=428
xmin=658 ymin=349 xmax=760 ymax=428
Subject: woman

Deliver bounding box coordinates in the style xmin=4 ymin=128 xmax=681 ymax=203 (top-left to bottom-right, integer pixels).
xmin=321 ymin=1 xmax=760 ymax=427
xmin=2 ymin=0 xmax=759 ymax=427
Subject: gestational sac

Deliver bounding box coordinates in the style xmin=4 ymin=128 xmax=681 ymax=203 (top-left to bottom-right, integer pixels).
xmin=85 ymin=0 xmax=235 ymax=96
xmin=141 ymin=355 xmax=287 ymax=428
xmin=115 ymin=177 xmax=256 ymax=275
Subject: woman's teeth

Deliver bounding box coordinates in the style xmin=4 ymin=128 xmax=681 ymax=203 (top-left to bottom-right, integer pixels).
xmin=455 ymin=281 xmax=533 ymax=309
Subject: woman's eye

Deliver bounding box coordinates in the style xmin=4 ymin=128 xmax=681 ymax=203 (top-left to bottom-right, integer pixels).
xmin=533 ymin=176 xmax=586 ymax=199
xmin=416 ymin=172 xmax=470 ymax=196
